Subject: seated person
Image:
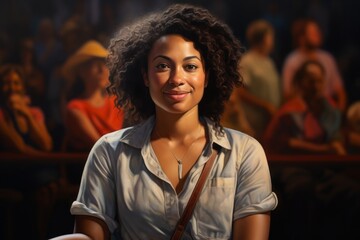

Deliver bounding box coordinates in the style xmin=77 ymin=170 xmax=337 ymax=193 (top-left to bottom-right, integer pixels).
xmin=263 ymin=60 xmax=360 ymax=240
xmin=346 ymin=101 xmax=360 ymax=153
xmin=0 ymin=64 xmax=52 ymax=154
xmin=0 ymin=64 xmax=57 ymax=239
xmin=62 ymin=40 xmax=124 ymax=152
xmin=264 ymin=60 xmax=346 ymax=155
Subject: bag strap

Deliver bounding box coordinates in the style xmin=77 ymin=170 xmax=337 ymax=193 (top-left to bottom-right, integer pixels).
xmin=170 ymin=149 xmax=218 ymax=240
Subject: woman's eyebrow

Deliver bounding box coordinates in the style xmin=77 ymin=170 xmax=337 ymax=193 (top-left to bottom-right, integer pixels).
xmin=152 ymin=55 xmax=201 ymax=62
xmin=152 ymin=55 xmax=170 ymax=61
xmin=184 ymin=56 xmax=201 ymax=61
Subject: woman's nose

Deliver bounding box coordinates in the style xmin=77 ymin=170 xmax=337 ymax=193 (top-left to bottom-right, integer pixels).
xmin=169 ymin=67 xmax=185 ymax=86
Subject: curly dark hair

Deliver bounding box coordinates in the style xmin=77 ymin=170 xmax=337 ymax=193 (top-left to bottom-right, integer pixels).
xmin=107 ymin=4 xmax=243 ymax=131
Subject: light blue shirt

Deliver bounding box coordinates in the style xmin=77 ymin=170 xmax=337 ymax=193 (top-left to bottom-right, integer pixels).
xmin=71 ymin=116 xmax=277 ymax=240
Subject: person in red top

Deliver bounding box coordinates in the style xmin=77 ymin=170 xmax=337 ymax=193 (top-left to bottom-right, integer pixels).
xmin=62 ymin=40 xmax=124 ymax=152
xmin=0 ymin=64 xmax=53 ymax=154
xmin=264 ymin=60 xmax=345 ymax=155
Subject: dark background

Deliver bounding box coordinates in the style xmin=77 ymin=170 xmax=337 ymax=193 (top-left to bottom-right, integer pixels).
xmin=1 ymin=0 xmax=359 ymax=104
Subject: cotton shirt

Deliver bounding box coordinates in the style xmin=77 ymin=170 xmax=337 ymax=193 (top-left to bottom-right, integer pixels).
xmin=71 ymin=116 xmax=277 ymax=240
xmin=240 ymin=51 xmax=282 ymax=137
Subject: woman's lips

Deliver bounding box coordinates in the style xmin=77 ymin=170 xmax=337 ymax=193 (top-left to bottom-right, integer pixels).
xmin=163 ymin=91 xmax=190 ymax=101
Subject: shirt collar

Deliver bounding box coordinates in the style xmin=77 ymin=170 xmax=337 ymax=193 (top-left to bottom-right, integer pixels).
xmin=119 ymin=116 xmax=231 ymax=151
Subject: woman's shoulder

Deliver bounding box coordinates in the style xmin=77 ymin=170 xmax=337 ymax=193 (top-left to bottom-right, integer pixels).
xmin=222 ymin=128 xmax=268 ymax=169
xmin=66 ymin=98 xmax=87 ymax=108
xmin=223 ymin=127 xmax=263 ymax=150
xmin=96 ymin=121 xmax=150 ymax=149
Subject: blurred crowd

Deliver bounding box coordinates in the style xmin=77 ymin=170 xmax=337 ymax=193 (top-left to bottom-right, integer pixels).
xmin=0 ymin=1 xmax=359 ymax=239
xmin=0 ymin=0 xmax=359 ymax=156
xmin=223 ymin=18 xmax=360 ymax=155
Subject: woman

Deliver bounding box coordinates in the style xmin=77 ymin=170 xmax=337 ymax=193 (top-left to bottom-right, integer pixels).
xmin=264 ymin=60 xmax=345 ymax=154
xmin=0 ymin=64 xmax=52 ymax=153
xmin=53 ymin=4 xmax=277 ymax=240
xmin=62 ymin=40 xmax=124 ymax=152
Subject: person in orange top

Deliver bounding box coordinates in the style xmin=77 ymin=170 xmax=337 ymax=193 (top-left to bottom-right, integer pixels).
xmin=62 ymin=40 xmax=124 ymax=152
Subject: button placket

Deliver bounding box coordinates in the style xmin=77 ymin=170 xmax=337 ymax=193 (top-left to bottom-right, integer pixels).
xmin=163 ymin=184 xmax=180 ymax=227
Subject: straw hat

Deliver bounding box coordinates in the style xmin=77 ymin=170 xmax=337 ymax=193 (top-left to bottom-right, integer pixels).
xmin=62 ymin=40 xmax=108 ymax=81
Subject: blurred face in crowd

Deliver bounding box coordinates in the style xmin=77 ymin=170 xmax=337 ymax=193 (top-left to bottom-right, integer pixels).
xmin=145 ymin=34 xmax=206 ymax=115
xmin=1 ymin=70 xmax=25 ymax=99
xmin=78 ymin=58 xmax=109 ymax=89
xmin=304 ymin=22 xmax=322 ymax=49
xmin=0 ymin=70 xmax=28 ymax=108
xmin=300 ymin=63 xmax=325 ymax=100
xmin=262 ymin=31 xmax=275 ymax=55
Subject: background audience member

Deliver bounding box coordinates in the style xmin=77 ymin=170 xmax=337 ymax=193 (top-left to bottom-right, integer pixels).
xmin=346 ymin=101 xmax=360 ymax=153
xmin=265 ymin=60 xmax=359 ymax=240
xmin=62 ymin=40 xmax=124 ymax=152
xmin=0 ymin=64 xmax=52 ymax=154
xmin=34 ymin=18 xmax=63 ymax=85
xmin=264 ymin=60 xmax=345 ymax=155
xmin=237 ymin=19 xmax=281 ymax=140
xmin=282 ymin=18 xmax=347 ymax=112
xmin=44 ymin=17 xmax=90 ymax=150
xmin=15 ymin=37 xmax=47 ymax=109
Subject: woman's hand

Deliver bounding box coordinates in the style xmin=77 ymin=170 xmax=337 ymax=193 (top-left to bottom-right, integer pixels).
xmin=7 ymin=93 xmax=31 ymax=117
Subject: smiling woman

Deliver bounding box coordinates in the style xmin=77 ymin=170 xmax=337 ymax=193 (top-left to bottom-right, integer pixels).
xmin=145 ymin=35 xmax=206 ymax=116
xmin=51 ymin=4 xmax=277 ymax=240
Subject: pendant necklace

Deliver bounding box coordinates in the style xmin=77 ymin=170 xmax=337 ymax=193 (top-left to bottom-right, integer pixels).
xmin=154 ymin=126 xmax=202 ymax=180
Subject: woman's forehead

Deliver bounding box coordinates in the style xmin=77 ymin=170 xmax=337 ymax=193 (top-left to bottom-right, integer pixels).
xmin=148 ymin=34 xmax=202 ymax=60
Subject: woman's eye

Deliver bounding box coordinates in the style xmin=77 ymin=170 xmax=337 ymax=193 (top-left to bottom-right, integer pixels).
xmin=185 ymin=64 xmax=198 ymax=71
xmin=155 ymin=63 xmax=169 ymax=71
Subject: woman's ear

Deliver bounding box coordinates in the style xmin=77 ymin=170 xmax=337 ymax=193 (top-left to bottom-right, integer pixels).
xmin=142 ymin=68 xmax=149 ymax=87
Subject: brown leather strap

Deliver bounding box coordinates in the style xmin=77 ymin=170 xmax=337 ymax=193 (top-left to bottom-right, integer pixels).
xmin=170 ymin=149 xmax=218 ymax=240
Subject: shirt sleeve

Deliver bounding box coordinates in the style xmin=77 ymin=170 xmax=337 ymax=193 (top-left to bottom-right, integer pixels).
xmin=233 ymin=137 xmax=278 ymax=220
xmin=239 ymin=57 xmax=252 ymax=87
xmin=70 ymin=136 xmax=119 ymax=233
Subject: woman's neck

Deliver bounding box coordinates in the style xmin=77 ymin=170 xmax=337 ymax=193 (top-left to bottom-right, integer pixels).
xmin=299 ymin=46 xmax=317 ymax=59
xmin=83 ymin=87 xmax=106 ymax=107
xmin=154 ymin=108 xmax=203 ymax=141
xmin=251 ymin=47 xmax=269 ymax=57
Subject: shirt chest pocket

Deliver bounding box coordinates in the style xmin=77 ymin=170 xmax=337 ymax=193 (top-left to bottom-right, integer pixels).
xmin=193 ymin=177 xmax=235 ymax=239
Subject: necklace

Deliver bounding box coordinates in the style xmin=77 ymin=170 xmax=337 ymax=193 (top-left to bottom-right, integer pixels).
xmin=154 ymin=126 xmax=202 ymax=180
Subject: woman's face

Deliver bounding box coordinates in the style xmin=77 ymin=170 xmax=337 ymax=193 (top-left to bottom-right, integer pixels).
xmin=78 ymin=58 xmax=109 ymax=89
xmin=301 ymin=63 xmax=325 ymax=99
xmin=304 ymin=22 xmax=322 ymax=49
xmin=1 ymin=70 xmax=25 ymax=98
xmin=145 ymin=34 xmax=206 ymax=116
xmin=263 ymin=31 xmax=274 ymax=54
